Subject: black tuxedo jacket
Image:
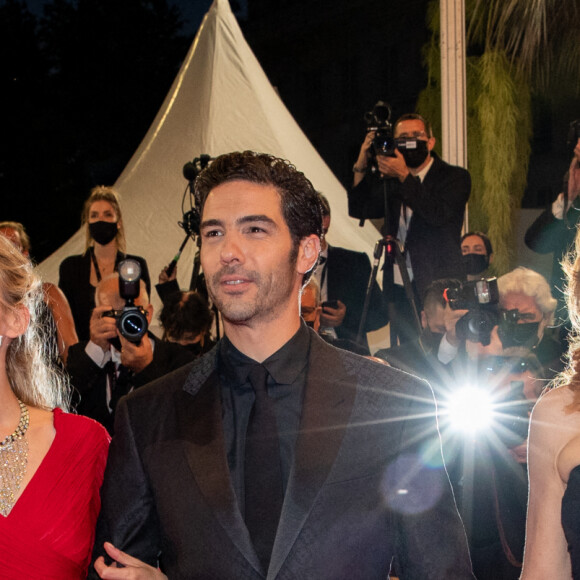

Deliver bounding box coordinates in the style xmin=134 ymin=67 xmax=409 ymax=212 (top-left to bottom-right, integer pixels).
xmin=347 ymin=154 xmax=471 ymax=303
xmin=325 ymin=246 xmax=388 ymax=342
xmin=67 ymin=334 xmax=194 ymax=433
xmin=90 ymin=331 xmax=474 ymax=579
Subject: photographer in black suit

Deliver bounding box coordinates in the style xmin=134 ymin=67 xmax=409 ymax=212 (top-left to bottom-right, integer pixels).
xmin=348 ymin=112 xmax=471 ymax=345
xmin=314 ymin=194 xmax=387 ymax=347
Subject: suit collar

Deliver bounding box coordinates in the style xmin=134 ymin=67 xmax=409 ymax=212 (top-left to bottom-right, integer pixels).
xmin=269 ymin=332 xmax=356 ymax=577
xmin=179 ymin=334 xmax=356 ymax=578
xmin=180 ymin=347 xmax=262 ymax=572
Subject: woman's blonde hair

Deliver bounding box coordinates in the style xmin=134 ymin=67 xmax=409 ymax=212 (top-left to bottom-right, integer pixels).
xmin=0 ymin=236 xmax=69 ymax=410
xmin=81 ymin=185 xmax=126 ymax=253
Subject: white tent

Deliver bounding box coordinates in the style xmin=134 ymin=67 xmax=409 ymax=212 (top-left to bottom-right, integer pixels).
xmin=38 ymin=0 xmax=387 ymax=347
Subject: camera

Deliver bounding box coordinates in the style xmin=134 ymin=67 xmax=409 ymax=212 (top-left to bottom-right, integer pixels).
xmin=445 ymin=279 xmax=539 ymax=347
xmin=365 ymin=101 xmax=396 ymax=157
xmin=445 ymin=279 xmax=499 ymax=346
xmin=103 ymin=259 xmax=148 ymax=343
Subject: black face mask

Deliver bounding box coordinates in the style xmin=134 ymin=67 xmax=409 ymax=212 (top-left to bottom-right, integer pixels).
xmin=89 ymin=221 xmax=118 ymax=246
xmin=462 ymin=253 xmax=489 ymax=276
xmin=398 ymin=139 xmax=429 ymax=168
xmin=498 ymin=321 xmax=541 ymax=349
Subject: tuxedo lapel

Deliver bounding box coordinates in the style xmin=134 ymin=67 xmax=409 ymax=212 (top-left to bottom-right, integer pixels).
xmin=179 ymin=359 xmax=262 ymax=573
xmin=269 ymin=335 xmax=357 ymax=578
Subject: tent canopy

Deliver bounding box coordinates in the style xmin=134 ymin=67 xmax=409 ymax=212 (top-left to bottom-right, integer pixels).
xmin=38 ymin=0 xmax=379 ymax=330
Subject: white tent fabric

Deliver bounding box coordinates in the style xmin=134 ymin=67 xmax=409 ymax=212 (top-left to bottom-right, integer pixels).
xmin=38 ymin=0 xmax=387 ymax=347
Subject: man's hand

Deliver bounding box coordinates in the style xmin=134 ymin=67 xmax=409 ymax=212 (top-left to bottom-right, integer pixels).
xmin=94 ymin=542 xmax=168 ymax=579
xmin=443 ymin=304 xmax=468 ymax=348
xmin=320 ymin=300 xmax=347 ymax=328
xmin=158 ymin=264 xmax=177 ymax=284
xmin=119 ymin=333 xmax=154 ymax=374
xmin=353 ymin=132 xmax=375 ymax=186
xmin=90 ymin=305 xmax=118 ymax=352
xmin=376 ymin=149 xmax=410 ymax=182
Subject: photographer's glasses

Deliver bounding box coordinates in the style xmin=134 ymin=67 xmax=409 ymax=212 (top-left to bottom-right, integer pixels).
xmin=397 ymin=130 xmax=428 ymax=140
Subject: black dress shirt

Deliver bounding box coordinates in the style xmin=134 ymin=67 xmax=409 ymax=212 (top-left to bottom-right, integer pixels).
xmin=218 ymin=323 xmax=311 ymax=516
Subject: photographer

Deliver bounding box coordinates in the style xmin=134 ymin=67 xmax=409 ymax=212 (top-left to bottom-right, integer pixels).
xmin=348 ymin=111 xmax=471 ymax=345
xmin=438 ymin=267 xmax=561 ymax=378
xmin=67 ymin=272 xmax=194 ymax=434
xmin=525 ymin=121 xmax=580 ymax=340
xmin=444 ymin=352 xmax=543 ymax=580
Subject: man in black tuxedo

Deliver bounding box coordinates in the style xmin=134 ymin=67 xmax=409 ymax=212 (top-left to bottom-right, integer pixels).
xmin=314 ymin=194 xmax=388 ymax=347
xmin=348 ymin=113 xmax=471 ymax=345
xmin=91 ymin=151 xmax=474 ymax=579
xmin=67 ymin=274 xmax=194 ymax=434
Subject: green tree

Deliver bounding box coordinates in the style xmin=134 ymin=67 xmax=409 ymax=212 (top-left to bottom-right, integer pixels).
xmin=417 ymin=0 xmax=580 ymax=274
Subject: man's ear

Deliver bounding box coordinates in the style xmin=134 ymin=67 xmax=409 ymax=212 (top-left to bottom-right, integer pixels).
xmin=489 ymin=253 xmax=494 ymax=265
xmin=297 ymin=235 xmax=321 ymax=275
xmin=427 ymin=137 xmax=436 ymax=152
xmin=1 ymin=303 xmax=30 ymax=339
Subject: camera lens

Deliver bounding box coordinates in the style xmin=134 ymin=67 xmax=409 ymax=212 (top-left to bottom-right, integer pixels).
xmin=118 ymin=308 xmax=148 ymax=343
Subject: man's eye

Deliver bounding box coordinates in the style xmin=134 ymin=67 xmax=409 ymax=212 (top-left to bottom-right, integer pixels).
xmin=248 ymin=226 xmax=266 ymax=234
xmin=203 ymin=229 xmax=222 ymax=238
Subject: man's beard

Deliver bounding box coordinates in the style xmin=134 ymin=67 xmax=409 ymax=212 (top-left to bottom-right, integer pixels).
xmin=207 ymin=249 xmax=298 ymax=326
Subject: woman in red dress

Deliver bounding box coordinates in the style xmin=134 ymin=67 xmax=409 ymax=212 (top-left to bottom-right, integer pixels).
xmin=0 ymin=235 xmax=110 ymax=579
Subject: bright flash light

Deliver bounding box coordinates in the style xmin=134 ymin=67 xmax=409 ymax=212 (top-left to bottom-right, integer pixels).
xmin=446 ymin=387 xmax=494 ymax=432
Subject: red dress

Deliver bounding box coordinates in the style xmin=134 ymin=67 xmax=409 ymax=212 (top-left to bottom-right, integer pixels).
xmin=0 ymin=409 xmax=110 ymax=579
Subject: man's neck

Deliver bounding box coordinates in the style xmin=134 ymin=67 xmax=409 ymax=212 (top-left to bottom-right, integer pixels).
xmin=222 ymin=310 xmax=302 ymax=363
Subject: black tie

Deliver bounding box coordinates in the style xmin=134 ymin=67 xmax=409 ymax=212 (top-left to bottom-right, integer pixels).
xmin=108 ymin=363 xmax=133 ymax=413
xmin=244 ymin=364 xmax=284 ymax=572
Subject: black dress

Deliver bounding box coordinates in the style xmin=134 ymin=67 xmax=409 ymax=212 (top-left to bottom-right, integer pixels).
xmin=562 ymin=464 xmax=580 ymax=578
xmin=59 ymin=250 xmax=150 ymax=342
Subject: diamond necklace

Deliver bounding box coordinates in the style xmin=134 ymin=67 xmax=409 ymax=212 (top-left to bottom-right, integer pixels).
xmin=0 ymin=400 xmax=30 ymax=516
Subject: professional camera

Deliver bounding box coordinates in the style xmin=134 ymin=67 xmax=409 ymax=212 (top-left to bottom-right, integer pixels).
xmin=445 ymin=279 xmax=499 ymax=346
xmin=103 ymin=259 xmax=148 ymax=344
xmin=365 ymin=101 xmax=396 ymax=157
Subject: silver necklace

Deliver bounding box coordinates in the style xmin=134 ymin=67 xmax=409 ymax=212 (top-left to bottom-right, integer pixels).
xmin=0 ymin=400 xmax=30 ymax=516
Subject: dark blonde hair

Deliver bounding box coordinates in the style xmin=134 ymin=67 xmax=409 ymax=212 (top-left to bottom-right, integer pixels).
xmin=81 ymin=185 xmax=126 ymax=253
xmin=551 ymin=231 xmax=580 ymax=409
xmin=0 ymin=236 xmax=69 ymax=410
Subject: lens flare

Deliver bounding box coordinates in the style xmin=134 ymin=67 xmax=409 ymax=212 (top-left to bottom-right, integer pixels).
xmin=445 ymin=387 xmax=494 ymax=432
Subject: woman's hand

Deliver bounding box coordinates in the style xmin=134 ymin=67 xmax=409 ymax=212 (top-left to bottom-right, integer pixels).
xmin=94 ymin=542 xmax=168 ymax=579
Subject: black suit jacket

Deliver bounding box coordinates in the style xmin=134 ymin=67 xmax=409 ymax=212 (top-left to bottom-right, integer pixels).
xmin=58 ymin=251 xmax=151 ymax=341
xmin=325 ymin=245 xmax=388 ymax=342
xmin=347 ymin=154 xmax=471 ymax=303
xmin=90 ymin=331 xmax=474 ymax=579
xmin=525 ymin=203 xmax=579 ymax=309
xmin=67 ymin=334 xmax=194 ymax=433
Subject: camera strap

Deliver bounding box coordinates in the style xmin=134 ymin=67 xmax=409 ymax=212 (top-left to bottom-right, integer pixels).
xmin=90 ymin=247 xmax=126 ymax=283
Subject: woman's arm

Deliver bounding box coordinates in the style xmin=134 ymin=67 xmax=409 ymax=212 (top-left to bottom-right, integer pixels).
xmin=521 ymin=388 xmax=574 ymax=579
xmin=43 ymin=282 xmax=79 ymax=364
